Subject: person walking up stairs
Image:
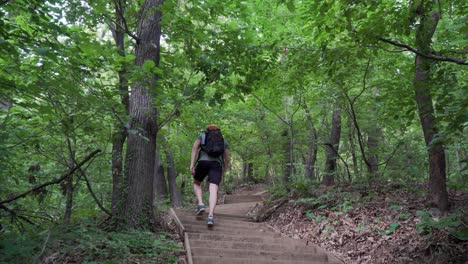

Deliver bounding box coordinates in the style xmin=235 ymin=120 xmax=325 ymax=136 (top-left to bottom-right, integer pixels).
xmin=190 ymin=124 xmax=230 ymax=227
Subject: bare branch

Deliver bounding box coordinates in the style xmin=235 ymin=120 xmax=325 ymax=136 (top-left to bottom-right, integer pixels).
xmin=0 ymin=149 xmax=102 ymax=206
xmin=252 ymin=93 xmax=288 ymax=125
xmin=110 ymin=0 xmax=140 ymax=44
xmin=82 ymin=173 xmax=112 ymax=216
xmin=378 ymin=37 xmax=467 ymax=65
xmin=351 ymin=59 xmax=371 ymax=106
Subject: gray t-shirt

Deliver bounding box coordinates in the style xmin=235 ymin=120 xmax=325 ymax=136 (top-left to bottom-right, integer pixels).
xmin=197 ymin=133 xmax=229 ymax=164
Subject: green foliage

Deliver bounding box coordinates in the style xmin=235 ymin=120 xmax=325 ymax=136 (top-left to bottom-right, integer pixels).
xmin=268 ymin=184 xmax=288 ymax=201
xmin=0 ymin=224 xmax=181 ymax=263
xmin=382 ymin=222 xmax=400 ymax=236
xmin=449 ymin=227 xmax=468 ymax=241
xmin=416 ymin=210 xmax=463 ymax=238
xmin=398 ymin=212 xmax=412 ymax=221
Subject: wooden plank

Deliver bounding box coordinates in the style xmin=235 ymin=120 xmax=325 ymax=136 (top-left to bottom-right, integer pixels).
xmin=185 ymin=231 xmax=194 ymax=264
xmin=169 ymin=208 xmax=185 ymax=238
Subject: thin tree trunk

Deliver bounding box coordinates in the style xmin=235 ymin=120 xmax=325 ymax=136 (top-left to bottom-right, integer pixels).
xmin=347 ymin=117 xmax=359 ymax=180
xmin=412 ymin=0 xmax=448 ymax=211
xmin=367 ymin=125 xmax=380 ymax=178
xmin=124 ymin=0 xmax=162 ymax=228
xmin=282 ymin=129 xmax=292 ymax=184
xmin=110 ymin=0 xmax=129 ymax=217
xmin=323 ymin=103 xmax=341 ymax=186
xmin=63 ymin=173 xmax=73 ymax=224
xmin=64 ymin=116 xmax=76 ymax=224
xmin=248 ymin=162 xmax=254 ymax=182
xmin=456 ymin=149 xmax=464 ymax=173
xmin=164 ymin=142 xmax=182 ymax=208
xmin=304 ymin=103 xmax=318 ymax=180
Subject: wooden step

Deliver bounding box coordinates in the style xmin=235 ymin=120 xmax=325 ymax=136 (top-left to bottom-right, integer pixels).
xmin=189 ymin=239 xmax=319 ymax=252
xmin=174 ymin=209 xmax=251 ymax=221
xmin=192 ymin=256 xmax=327 ymax=264
xmin=178 ymin=218 xmax=267 ymax=230
xmin=224 ymin=194 xmax=264 ymax=204
xmin=184 ymin=224 xmax=278 ymax=237
xmin=169 ymin=187 xmax=343 ymax=264
xmin=191 ymin=247 xmax=328 ymax=262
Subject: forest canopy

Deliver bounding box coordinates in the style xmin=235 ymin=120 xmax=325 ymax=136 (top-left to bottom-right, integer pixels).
xmin=0 ymin=0 xmax=466 ymax=262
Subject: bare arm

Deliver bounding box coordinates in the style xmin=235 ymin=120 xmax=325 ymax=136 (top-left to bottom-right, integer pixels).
xmin=190 ymin=138 xmax=201 ymax=175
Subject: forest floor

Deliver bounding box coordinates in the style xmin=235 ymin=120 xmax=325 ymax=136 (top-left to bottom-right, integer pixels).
xmin=249 ymin=182 xmax=468 ymax=264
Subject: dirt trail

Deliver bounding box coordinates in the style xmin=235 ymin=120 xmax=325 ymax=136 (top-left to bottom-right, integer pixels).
xmin=171 ymin=185 xmax=343 ymax=264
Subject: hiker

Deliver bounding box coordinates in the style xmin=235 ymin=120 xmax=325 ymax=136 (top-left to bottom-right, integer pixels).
xmin=190 ymin=124 xmax=230 ymax=226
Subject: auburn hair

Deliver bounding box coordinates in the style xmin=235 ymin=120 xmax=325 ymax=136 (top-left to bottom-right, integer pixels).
xmin=207 ymin=124 xmax=219 ymax=131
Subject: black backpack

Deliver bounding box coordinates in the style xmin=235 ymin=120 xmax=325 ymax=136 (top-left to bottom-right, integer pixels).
xmin=201 ymin=129 xmax=225 ymax=157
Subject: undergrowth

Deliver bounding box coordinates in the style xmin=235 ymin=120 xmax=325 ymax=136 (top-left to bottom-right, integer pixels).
xmin=0 ymin=222 xmax=181 ymax=264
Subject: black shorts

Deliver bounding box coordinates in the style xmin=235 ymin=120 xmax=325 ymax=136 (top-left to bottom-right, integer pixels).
xmin=194 ymin=161 xmax=223 ymax=185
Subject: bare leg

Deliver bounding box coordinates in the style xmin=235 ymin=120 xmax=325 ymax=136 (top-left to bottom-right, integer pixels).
xmin=193 ymin=180 xmax=204 ymax=205
xmin=208 ymin=183 xmax=218 ymax=217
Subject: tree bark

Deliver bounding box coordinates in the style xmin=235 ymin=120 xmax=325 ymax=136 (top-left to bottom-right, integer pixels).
xmin=153 ymin=150 xmax=168 ymax=199
xmin=304 ymin=103 xmax=318 ymax=181
xmin=110 ymin=0 xmax=130 ymax=217
xmin=412 ymin=0 xmax=448 ymax=211
xmin=242 ymin=157 xmax=254 ymax=183
xmin=367 ymin=109 xmax=380 ymax=179
xmin=163 ymin=142 xmax=182 ymax=208
xmin=347 ymin=117 xmax=359 ymax=180
xmin=63 ymin=116 xmax=76 ymax=224
xmin=323 ymin=103 xmax=341 ymax=186
xmin=282 ymin=129 xmax=292 ymax=184
xmin=124 ymin=0 xmax=162 ymax=228
xmin=248 ymin=162 xmax=254 ymax=182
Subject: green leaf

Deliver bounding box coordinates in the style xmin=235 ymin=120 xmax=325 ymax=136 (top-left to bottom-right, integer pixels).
xmin=35 ymin=47 xmax=49 ymax=55
xmin=449 ymin=227 xmax=468 ymax=241
xmin=286 ymin=1 xmax=295 ymax=12
xmin=143 ymin=60 xmax=156 ymax=71
xmin=382 ymin=222 xmax=399 ymax=236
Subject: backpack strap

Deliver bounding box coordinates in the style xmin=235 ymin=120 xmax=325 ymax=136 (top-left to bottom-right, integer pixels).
xmin=200 ymin=132 xmax=207 ymax=145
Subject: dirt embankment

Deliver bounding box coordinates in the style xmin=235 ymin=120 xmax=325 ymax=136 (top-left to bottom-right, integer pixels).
xmin=254 ymin=183 xmax=468 ymax=264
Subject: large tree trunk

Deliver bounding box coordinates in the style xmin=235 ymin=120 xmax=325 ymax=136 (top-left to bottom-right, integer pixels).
xmin=304 ymin=103 xmax=318 ymax=180
xmin=110 ymin=0 xmax=130 ymax=218
xmin=412 ymin=0 xmax=448 ymax=212
xmin=323 ymin=103 xmax=341 ymax=186
xmin=124 ymin=0 xmax=162 ymax=228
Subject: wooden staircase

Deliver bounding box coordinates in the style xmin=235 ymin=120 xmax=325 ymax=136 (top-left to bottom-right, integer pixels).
xmin=170 ymin=190 xmax=342 ymax=264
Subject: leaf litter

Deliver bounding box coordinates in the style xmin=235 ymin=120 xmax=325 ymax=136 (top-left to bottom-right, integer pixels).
xmin=260 ymin=183 xmax=468 ymax=264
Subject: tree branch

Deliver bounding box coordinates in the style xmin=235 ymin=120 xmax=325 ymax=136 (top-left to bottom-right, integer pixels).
xmin=342 ymin=60 xmax=373 ymax=171
xmin=0 ymin=149 xmax=101 ymax=206
xmin=82 ymin=173 xmax=112 ymax=216
xmin=158 ymin=71 xmax=206 ymax=129
xmin=0 ymin=205 xmax=36 ymax=225
xmin=378 ymin=37 xmax=467 ymax=65
xmin=322 ymin=143 xmax=352 ymax=182
xmin=252 ymin=93 xmax=288 ymax=125
xmin=109 ymin=0 xmax=140 ymax=44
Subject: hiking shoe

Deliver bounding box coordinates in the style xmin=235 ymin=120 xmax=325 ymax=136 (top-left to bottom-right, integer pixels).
xmin=196 ymin=204 xmax=206 ymax=215
xmin=207 ymin=216 xmax=214 ymax=227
